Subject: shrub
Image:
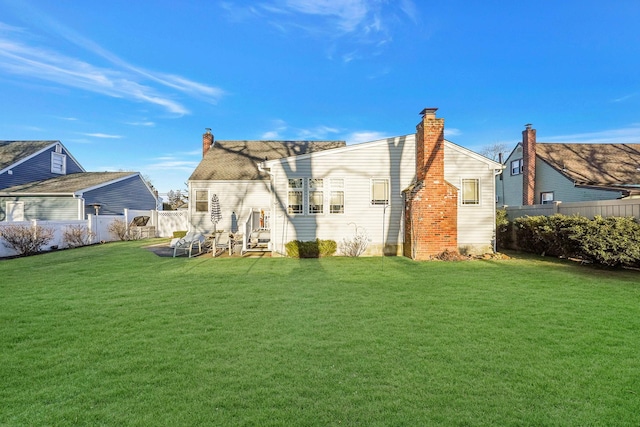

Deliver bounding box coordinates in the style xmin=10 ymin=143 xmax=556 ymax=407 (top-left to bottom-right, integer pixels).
xmin=173 ymin=231 xmax=188 ymax=238
xmin=63 ymin=224 xmax=95 ymax=248
xmin=285 ymin=239 xmax=337 ymax=258
xmin=0 ymin=224 xmax=55 ymax=256
xmin=509 ymin=214 xmax=640 ymax=268
xmin=340 ymin=225 xmax=371 ymax=257
xmin=108 ymin=219 xmax=129 ymax=241
xmin=495 ymin=208 xmax=512 ymax=250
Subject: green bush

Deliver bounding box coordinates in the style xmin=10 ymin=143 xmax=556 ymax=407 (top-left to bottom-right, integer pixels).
xmin=285 ymin=239 xmax=337 ymax=258
xmin=509 ymin=214 xmax=640 ymax=268
xmin=495 ymin=208 xmax=512 ymax=250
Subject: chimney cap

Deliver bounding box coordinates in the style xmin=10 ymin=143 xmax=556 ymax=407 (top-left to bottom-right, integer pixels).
xmin=525 ymin=123 xmax=533 ymax=130
xmin=205 ymin=128 xmax=212 ymax=134
xmin=420 ymin=108 xmax=438 ymax=118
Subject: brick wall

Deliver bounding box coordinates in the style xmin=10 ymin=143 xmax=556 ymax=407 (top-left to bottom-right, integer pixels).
xmin=404 ymin=109 xmax=458 ymax=260
xmin=202 ymin=129 xmax=213 ymax=158
xmin=522 ymin=124 xmax=536 ymax=205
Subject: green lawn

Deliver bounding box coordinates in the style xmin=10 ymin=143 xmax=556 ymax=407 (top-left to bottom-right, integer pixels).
xmin=1 ymin=240 xmax=639 ymax=426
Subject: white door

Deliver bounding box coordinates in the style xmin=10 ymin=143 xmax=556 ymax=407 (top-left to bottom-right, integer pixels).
xmin=6 ymin=201 xmax=24 ymax=221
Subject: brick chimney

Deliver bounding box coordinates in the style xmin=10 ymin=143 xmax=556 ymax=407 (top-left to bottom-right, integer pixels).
xmin=203 ymin=128 xmax=214 ymax=158
xmin=404 ymin=108 xmax=458 ymax=260
xmin=522 ymin=124 xmax=536 ymax=205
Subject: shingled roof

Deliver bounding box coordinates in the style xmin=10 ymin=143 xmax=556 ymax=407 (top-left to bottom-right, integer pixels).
xmin=536 ymin=143 xmax=640 ymax=189
xmin=0 ymin=140 xmax=58 ymax=171
xmin=0 ymin=172 xmax=137 ymax=194
xmin=189 ymin=140 xmax=346 ymax=181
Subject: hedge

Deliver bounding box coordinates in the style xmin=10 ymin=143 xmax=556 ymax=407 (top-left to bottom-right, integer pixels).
xmin=285 ymin=239 xmax=337 ymax=258
xmin=498 ymin=212 xmax=640 ymax=268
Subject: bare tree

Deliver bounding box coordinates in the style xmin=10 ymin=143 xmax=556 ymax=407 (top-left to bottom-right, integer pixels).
xmin=479 ymin=142 xmax=508 ymax=162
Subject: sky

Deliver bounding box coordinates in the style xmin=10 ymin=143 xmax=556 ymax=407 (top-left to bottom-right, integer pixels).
xmin=1 ymin=0 xmax=640 ymax=196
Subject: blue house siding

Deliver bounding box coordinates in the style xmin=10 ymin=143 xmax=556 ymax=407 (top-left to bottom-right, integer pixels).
xmin=0 ymin=196 xmax=80 ymax=221
xmin=83 ymin=176 xmax=156 ymax=215
xmin=0 ymin=145 xmax=84 ymax=190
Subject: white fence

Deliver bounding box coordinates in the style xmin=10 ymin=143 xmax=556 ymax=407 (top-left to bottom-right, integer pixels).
xmin=504 ymin=198 xmax=640 ymax=221
xmin=0 ymin=209 xmax=191 ymax=258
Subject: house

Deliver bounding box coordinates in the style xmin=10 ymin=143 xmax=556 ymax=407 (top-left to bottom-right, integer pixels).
xmin=0 ymin=140 xmax=158 ymax=221
xmin=497 ymin=125 xmax=640 ymax=206
xmin=188 ymin=109 xmax=502 ymax=259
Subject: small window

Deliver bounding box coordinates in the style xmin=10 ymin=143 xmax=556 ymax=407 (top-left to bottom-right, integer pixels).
xmin=511 ymin=159 xmax=523 ymax=175
xmin=195 ymin=190 xmax=208 ymax=212
xmin=51 ymin=152 xmax=66 ymax=174
xmin=330 ymin=178 xmax=344 ymax=214
xmin=371 ymin=178 xmax=389 ymax=206
xmin=288 ymin=178 xmax=303 ymax=214
xmin=541 ymin=192 xmax=554 ymax=204
xmin=308 ymin=178 xmax=324 ymax=214
xmin=461 ymin=179 xmax=480 ymax=205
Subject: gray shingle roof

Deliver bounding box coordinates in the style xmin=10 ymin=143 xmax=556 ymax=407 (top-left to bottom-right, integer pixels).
xmin=0 ymin=172 xmax=136 ymax=194
xmin=0 ymin=140 xmax=57 ymax=171
xmin=536 ymin=143 xmax=640 ymax=187
xmin=189 ymin=140 xmax=346 ymax=181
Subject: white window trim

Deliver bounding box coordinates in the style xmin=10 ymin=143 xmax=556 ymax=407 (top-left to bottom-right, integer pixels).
xmin=461 ymin=178 xmax=481 ymax=206
xmin=308 ymin=178 xmax=324 ymax=215
xmin=329 ymin=178 xmax=345 ymax=214
xmin=370 ymin=178 xmax=390 ymax=206
xmin=541 ymin=191 xmax=554 ymax=204
xmin=287 ymin=178 xmax=304 ymax=215
xmin=194 ymin=189 xmax=209 ymax=213
xmin=51 ymin=152 xmax=67 ymax=175
xmin=510 ymin=159 xmax=523 ymax=176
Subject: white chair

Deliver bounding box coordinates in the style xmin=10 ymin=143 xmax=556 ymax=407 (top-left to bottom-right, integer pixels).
xmin=171 ymin=232 xmax=205 ymax=258
xmin=212 ymin=232 xmax=229 ymax=257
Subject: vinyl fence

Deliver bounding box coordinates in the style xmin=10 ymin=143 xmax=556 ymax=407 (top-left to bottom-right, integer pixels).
xmin=504 ymin=198 xmax=640 ymax=221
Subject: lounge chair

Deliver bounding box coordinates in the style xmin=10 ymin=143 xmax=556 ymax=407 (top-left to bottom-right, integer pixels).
xmin=171 ymin=232 xmax=205 ymax=257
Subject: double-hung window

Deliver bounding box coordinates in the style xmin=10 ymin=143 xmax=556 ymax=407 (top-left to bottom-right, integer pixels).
xmin=288 ymin=178 xmax=303 ymax=214
xmin=330 ymin=178 xmax=344 ymax=214
xmin=541 ymin=192 xmax=554 ymax=204
xmin=308 ymin=178 xmax=324 ymax=214
xmin=461 ymin=178 xmax=480 ymax=205
xmin=371 ymin=178 xmax=389 ymax=206
xmin=511 ymin=159 xmax=523 ymax=175
xmin=195 ymin=190 xmax=209 ymax=212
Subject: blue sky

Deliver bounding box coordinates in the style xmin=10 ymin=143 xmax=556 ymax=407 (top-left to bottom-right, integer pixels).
xmin=1 ymin=0 xmax=640 ymax=195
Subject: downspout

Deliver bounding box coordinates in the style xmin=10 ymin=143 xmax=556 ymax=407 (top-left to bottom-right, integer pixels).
xmin=493 ymin=165 xmax=505 ymax=253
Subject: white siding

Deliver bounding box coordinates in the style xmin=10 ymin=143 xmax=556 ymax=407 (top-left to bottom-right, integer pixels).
xmin=188 ymin=180 xmax=271 ymax=233
xmin=269 ymin=136 xmax=416 ymax=255
xmin=444 ymin=146 xmax=497 ymax=253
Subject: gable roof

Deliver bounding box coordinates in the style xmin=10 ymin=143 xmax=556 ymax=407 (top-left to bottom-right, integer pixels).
xmin=536 ymin=143 xmax=640 ymax=188
xmin=0 ymin=172 xmax=138 ymax=195
xmin=189 ymin=140 xmax=346 ymax=181
xmin=0 ymin=140 xmax=58 ymax=171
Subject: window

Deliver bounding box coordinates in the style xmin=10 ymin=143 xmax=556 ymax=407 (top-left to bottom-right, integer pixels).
xmin=308 ymin=178 xmax=324 ymax=214
xmin=371 ymin=179 xmax=389 ymax=205
xmin=541 ymin=192 xmax=554 ymax=204
xmin=461 ymin=178 xmax=480 ymax=205
xmin=511 ymin=159 xmax=523 ymax=175
xmin=195 ymin=190 xmax=208 ymax=212
xmin=51 ymin=152 xmax=66 ymax=174
xmin=288 ymin=178 xmax=303 ymax=214
xmin=330 ymin=178 xmax=344 ymax=214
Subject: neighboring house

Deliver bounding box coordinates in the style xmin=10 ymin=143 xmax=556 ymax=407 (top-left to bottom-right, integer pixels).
xmin=188 ymin=109 xmax=503 ymax=259
xmin=497 ymin=125 xmax=640 ymax=207
xmin=0 ymin=140 xmax=157 ymax=221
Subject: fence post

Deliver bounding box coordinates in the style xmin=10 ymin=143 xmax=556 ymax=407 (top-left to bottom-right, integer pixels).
xmin=553 ymin=201 xmax=561 ymax=215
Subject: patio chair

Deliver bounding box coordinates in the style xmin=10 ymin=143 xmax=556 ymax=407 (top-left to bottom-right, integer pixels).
xmin=171 ymin=232 xmax=205 ymax=258
xmin=213 ymin=232 xmax=230 ymax=257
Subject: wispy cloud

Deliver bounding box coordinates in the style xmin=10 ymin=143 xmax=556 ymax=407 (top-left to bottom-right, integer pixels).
xmin=445 ymin=128 xmax=462 ymax=138
xmin=0 ymin=15 xmax=224 ymax=115
xmin=611 ymin=93 xmax=636 ymax=103
xmin=81 ymin=132 xmax=123 ymax=139
xmin=145 ymin=157 xmax=200 ymax=173
xmin=345 ymin=130 xmax=389 ymax=143
xmin=545 ymin=125 xmax=640 ymax=144
xmin=222 ymin=0 xmax=417 ymax=61
xmin=126 ymin=121 xmax=156 ymax=127
xmin=261 ymin=120 xmax=341 ymax=140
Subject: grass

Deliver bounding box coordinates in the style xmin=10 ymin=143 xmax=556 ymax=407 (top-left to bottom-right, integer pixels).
xmin=1 ymin=240 xmax=639 ymax=426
